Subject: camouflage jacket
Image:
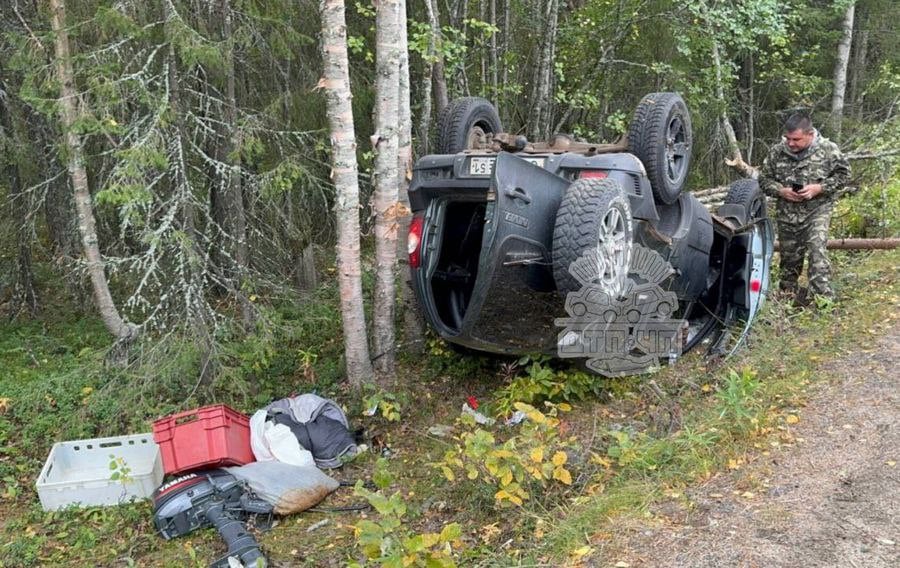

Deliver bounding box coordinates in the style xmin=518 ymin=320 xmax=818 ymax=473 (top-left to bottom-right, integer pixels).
xmin=758 ymin=131 xmax=851 ymax=223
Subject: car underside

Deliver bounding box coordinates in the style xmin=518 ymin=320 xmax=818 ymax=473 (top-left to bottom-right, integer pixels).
xmin=407 ymin=95 xmax=774 ymax=376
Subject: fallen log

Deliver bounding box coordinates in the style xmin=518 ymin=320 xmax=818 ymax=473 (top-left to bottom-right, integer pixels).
xmin=774 ymin=238 xmax=899 ymax=251
xmin=691 ymin=186 xmax=729 ymax=198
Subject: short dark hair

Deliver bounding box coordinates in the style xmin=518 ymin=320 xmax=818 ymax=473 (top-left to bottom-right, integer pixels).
xmin=783 ymin=113 xmax=813 ymax=133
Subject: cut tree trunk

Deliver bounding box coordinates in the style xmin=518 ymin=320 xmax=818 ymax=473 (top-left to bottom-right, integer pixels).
xmin=372 ymin=0 xmax=402 ymax=379
xmin=298 ymin=244 xmax=318 ymax=291
xmin=830 ymin=2 xmax=856 ymax=141
xmin=48 ymin=0 xmax=136 ymax=341
xmin=320 ymin=0 xmax=374 ymax=389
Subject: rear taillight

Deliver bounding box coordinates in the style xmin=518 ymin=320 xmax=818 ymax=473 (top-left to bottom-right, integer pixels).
xmin=408 ymin=215 xmax=424 ymax=268
xmin=579 ymin=170 xmax=608 ymax=179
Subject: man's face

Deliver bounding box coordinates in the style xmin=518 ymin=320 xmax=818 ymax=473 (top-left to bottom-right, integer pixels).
xmin=784 ymin=128 xmax=814 ymax=153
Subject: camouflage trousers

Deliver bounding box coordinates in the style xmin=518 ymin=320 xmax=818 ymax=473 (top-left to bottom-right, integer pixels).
xmin=777 ymin=204 xmax=833 ymax=298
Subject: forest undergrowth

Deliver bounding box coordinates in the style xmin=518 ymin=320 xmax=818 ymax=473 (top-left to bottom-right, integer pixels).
xmin=0 ymin=248 xmax=896 ymax=566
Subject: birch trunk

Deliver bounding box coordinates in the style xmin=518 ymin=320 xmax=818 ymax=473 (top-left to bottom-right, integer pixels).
xmin=418 ymin=46 xmax=434 ymax=155
xmin=713 ymin=41 xmax=757 ymax=179
xmin=397 ymin=0 xmax=426 ymax=354
xmin=528 ymin=0 xmax=559 ymax=140
xmin=850 ymin=8 xmax=868 ymax=119
xmin=320 ymin=0 xmax=374 ymax=388
xmin=830 ymin=2 xmax=855 ymax=141
xmin=372 ymin=0 xmax=402 ymax=379
xmin=221 ymin=0 xmax=255 ymax=328
xmin=425 ymin=0 xmax=449 ymax=113
xmin=48 ymin=0 xmax=136 ymax=341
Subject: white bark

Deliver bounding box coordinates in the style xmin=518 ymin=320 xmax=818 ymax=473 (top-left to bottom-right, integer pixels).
xmin=48 ymin=0 xmax=136 ymax=341
xmin=830 ymin=2 xmax=856 ymax=140
xmin=712 ymin=41 xmax=757 ymax=179
xmin=396 ymin=0 xmax=426 ymax=354
xmin=320 ymin=0 xmax=374 ymax=388
xmin=528 ymin=0 xmax=559 ymax=140
xmin=372 ymin=0 xmax=402 ymax=379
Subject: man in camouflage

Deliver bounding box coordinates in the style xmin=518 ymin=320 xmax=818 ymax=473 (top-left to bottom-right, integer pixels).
xmin=759 ymin=114 xmax=850 ymax=302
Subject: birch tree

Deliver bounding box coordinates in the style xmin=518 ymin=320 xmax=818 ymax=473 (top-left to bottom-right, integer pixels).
xmin=527 ymin=0 xmax=559 ymax=140
xmin=320 ymin=0 xmax=374 ymax=388
xmin=830 ymin=1 xmax=856 ymax=140
xmin=47 ymin=0 xmax=136 ymax=341
xmin=396 ymin=0 xmax=425 ymax=353
xmin=372 ymin=0 xmax=402 ymax=378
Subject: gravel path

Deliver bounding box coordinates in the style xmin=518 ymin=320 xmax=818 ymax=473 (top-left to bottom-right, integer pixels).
xmin=611 ymin=322 xmax=899 ymax=568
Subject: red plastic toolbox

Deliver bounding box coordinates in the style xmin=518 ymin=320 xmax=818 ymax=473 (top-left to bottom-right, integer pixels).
xmin=152 ymin=405 xmax=254 ymax=475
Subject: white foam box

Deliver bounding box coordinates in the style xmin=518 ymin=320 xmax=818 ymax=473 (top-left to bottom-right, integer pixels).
xmin=35 ymin=433 xmax=164 ymax=511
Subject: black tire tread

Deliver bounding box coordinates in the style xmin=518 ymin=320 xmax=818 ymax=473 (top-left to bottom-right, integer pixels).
xmin=436 ymin=97 xmax=502 ymax=154
xmin=628 ymin=92 xmax=691 ymax=205
xmin=552 ymin=178 xmax=632 ymax=294
xmin=723 ymin=178 xmax=767 ymax=220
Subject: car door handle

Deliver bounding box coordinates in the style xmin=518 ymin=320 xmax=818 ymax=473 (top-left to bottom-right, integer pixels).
xmin=503 ymin=186 xmax=532 ymax=204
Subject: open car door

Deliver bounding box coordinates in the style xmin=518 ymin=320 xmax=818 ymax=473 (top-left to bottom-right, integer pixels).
xmin=456 ymin=152 xmax=570 ymax=353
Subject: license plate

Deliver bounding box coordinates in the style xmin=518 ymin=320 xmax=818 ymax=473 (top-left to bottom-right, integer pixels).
xmin=468 ymin=156 xmax=545 ymax=176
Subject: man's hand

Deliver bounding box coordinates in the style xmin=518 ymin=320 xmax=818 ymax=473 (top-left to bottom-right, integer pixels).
xmin=778 ymin=186 xmax=804 ymax=202
xmin=797 ymin=183 xmax=823 ymax=200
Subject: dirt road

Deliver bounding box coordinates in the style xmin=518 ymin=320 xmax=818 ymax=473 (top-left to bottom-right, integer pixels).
xmin=613 ymin=323 xmax=899 ymax=568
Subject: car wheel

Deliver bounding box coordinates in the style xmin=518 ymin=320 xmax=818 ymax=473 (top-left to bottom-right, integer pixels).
xmin=722 ymin=178 xmax=767 ymax=222
xmin=552 ymin=178 xmax=634 ymax=296
xmin=436 ymin=97 xmax=503 ymax=154
xmin=628 ymin=92 xmax=692 ymax=205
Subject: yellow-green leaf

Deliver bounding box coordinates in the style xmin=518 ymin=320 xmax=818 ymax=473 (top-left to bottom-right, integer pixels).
xmin=439 ymin=523 xmax=461 ymax=542
xmin=552 ymin=451 xmax=568 ymax=466
xmin=553 ymin=467 xmax=573 ymax=485
xmin=530 ymin=447 xmax=544 ymax=463
xmin=440 ymin=466 xmax=455 ymax=481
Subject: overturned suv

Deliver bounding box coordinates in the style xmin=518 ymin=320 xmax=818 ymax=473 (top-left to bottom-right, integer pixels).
xmin=407 ymin=94 xmax=773 ymax=376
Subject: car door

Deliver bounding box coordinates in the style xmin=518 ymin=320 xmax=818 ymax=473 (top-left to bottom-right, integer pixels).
xmin=458 ymin=152 xmax=571 ymax=353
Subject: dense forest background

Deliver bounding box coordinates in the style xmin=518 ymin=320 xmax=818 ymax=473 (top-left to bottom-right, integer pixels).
xmin=0 ymin=0 xmax=898 ymax=396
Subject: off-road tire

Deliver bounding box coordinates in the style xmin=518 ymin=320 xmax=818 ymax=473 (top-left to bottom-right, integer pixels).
xmin=436 ymin=97 xmax=502 ymax=154
xmin=628 ymin=92 xmax=692 ymax=205
xmin=723 ymin=178 xmax=767 ymax=221
xmin=552 ymin=178 xmax=634 ymax=295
